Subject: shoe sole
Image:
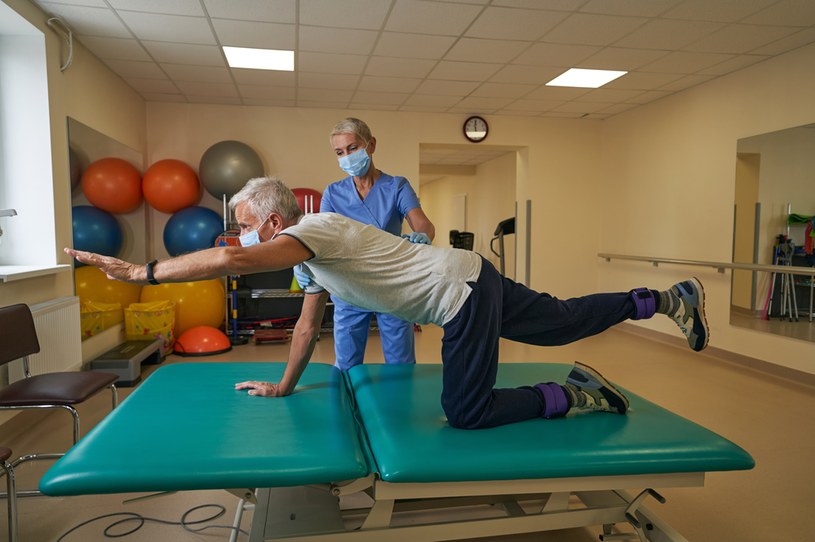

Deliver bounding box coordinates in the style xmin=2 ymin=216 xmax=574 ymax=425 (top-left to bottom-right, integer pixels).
xmin=569 ymin=362 xmax=629 ymax=414
xmin=686 ymin=277 xmax=709 ymax=351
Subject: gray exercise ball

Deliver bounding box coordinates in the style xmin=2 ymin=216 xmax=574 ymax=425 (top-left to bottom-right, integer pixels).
xmin=199 ymin=140 xmax=265 ymax=199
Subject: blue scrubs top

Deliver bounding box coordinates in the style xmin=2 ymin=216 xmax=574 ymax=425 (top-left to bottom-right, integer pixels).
xmin=319 ymin=172 xmax=422 ymax=369
xmin=320 ymin=173 xmax=421 ymax=236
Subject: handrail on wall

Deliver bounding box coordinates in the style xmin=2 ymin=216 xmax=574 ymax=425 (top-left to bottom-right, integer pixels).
xmin=597 ymin=253 xmax=815 ymax=276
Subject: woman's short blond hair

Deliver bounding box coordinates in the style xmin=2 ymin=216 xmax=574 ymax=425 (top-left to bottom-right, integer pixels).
xmin=330 ymin=117 xmax=372 ymax=145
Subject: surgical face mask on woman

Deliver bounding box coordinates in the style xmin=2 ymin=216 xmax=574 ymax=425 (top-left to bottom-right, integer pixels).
xmin=239 ymin=217 xmax=270 ymax=247
xmin=338 ymin=146 xmax=371 ymax=177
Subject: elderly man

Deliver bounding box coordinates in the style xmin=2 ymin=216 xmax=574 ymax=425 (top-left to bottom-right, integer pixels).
xmin=66 ymin=176 xmax=709 ymax=429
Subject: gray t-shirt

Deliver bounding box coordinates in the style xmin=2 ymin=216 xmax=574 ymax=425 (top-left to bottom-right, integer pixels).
xmin=281 ymin=213 xmax=481 ymax=326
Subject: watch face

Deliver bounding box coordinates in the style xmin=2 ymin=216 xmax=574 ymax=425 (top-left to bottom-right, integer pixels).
xmin=464 ymin=116 xmax=488 ymax=142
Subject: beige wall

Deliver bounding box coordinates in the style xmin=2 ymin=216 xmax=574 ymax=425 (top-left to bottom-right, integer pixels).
xmin=598 ymin=43 xmax=815 ymax=374
xmin=146 ymin=106 xmax=602 ymax=298
xmin=0 ymin=0 xmax=145 ymax=307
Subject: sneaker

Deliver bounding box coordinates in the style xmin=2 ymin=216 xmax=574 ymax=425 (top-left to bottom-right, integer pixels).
xmin=669 ymin=277 xmax=709 ymax=352
xmin=564 ymin=362 xmax=629 ymax=415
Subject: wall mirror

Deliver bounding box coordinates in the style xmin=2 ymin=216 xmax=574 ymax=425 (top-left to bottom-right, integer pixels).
xmin=68 ymin=117 xmax=146 ymax=262
xmin=68 ymin=118 xmax=146 ymax=340
xmin=731 ymin=123 xmax=815 ymax=342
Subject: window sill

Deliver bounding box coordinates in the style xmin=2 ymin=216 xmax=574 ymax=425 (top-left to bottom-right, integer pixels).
xmin=0 ymin=264 xmax=72 ymax=283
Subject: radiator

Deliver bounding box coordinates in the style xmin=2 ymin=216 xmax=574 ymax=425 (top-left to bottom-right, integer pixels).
xmin=8 ymin=296 xmax=82 ymax=382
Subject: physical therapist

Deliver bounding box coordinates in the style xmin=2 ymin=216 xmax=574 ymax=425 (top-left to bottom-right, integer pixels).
xmin=315 ymin=117 xmax=436 ymax=370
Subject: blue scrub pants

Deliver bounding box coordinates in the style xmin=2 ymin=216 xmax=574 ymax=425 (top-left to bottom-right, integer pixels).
xmin=441 ymin=257 xmax=637 ymax=429
xmin=332 ymin=297 xmax=416 ymax=371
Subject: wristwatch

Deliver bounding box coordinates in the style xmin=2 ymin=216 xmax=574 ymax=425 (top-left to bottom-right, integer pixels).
xmin=145 ymin=259 xmax=160 ymax=285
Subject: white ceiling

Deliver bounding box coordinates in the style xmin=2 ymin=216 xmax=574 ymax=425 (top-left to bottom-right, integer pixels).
xmin=22 ymin=0 xmax=815 ymax=165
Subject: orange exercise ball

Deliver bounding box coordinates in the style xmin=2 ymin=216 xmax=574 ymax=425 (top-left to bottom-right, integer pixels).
xmin=142 ymin=159 xmax=201 ymax=213
xmin=81 ymin=157 xmax=142 ymax=214
xmin=140 ymin=279 xmax=225 ymax=336
xmin=74 ymin=266 xmax=142 ymax=307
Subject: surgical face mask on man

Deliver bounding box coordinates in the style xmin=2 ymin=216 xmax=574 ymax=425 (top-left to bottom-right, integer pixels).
xmin=338 ymin=146 xmax=371 ymax=177
xmin=239 ymin=217 xmax=270 ymax=247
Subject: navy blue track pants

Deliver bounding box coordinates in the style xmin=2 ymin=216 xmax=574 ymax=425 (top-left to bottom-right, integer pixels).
xmin=440 ymin=257 xmax=636 ymax=429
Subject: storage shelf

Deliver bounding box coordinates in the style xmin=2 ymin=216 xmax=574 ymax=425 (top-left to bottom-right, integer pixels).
xmin=251 ymin=289 xmax=304 ymax=299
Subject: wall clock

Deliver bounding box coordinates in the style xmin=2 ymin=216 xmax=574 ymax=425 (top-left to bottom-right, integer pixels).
xmin=463 ymin=116 xmax=488 ymax=143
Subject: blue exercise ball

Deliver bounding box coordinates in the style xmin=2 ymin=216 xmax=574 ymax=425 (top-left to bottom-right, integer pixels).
xmin=163 ymin=206 xmax=223 ymax=256
xmin=199 ymin=140 xmax=264 ymax=199
xmin=72 ymin=205 xmax=123 ymax=262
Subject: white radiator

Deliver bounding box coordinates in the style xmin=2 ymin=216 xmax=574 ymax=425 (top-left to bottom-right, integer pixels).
xmin=9 ymin=296 xmax=82 ymax=382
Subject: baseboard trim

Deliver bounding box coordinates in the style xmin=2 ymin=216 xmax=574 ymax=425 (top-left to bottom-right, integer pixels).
xmin=617 ymin=322 xmax=815 ymax=390
xmin=0 ymin=410 xmax=51 ymax=444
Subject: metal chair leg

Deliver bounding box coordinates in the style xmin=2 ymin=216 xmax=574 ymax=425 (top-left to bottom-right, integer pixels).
xmin=3 ymin=460 xmax=18 ymax=542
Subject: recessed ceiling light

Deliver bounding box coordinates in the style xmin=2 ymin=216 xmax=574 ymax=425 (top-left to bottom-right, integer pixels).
xmin=546 ymin=68 xmax=627 ymax=89
xmin=223 ymin=46 xmax=294 ymax=71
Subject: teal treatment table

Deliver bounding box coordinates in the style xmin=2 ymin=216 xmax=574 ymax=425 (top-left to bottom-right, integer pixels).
xmin=40 ymin=362 xmax=754 ymax=541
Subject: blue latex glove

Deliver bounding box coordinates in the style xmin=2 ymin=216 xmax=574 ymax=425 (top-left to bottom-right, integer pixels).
xmin=402 ymin=232 xmax=431 ymax=245
xmin=293 ymin=264 xmax=312 ymax=289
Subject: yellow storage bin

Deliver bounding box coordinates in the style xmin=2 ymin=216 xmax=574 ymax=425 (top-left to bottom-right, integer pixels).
xmin=125 ymin=301 xmax=176 ymax=349
xmin=80 ymin=301 xmax=123 ymax=339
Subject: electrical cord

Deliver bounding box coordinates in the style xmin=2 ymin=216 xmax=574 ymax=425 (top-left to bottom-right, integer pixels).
xmin=56 ymin=503 xmax=249 ymax=540
xmin=45 ymin=17 xmax=73 ymax=72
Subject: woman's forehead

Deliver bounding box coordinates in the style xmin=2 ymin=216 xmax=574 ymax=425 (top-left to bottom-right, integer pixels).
xmin=332 ymin=132 xmax=362 ymax=147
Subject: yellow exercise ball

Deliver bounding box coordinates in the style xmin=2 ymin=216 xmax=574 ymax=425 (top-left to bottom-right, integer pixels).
xmin=75 ymin=266 xmax=142 ymax=307
xmin=140 ymin=279 xmax=225 ymax=336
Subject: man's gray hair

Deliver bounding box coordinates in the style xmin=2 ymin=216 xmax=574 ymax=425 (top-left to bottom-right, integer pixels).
xmin=330 ymin=117 xmax=372 ymax=144
xmin=228 ymin=176 xmax=302 ymax=221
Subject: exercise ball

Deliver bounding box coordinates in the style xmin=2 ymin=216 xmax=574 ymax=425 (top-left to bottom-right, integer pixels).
xmin=72 ymin=205 xmax=123 ymax=257
xmin=143 ymin=159 xmax=201 ymax=213
xmin=75 ymin=266 xmax=142 ymax=307
xmin=81 ymin=157 xmax=142 ymax=214
xmin=141 ymin=279 xmax=225 ymax=336
xmin=163 ymin=206 xmax=223 ymax=256
xmin=199 ymin=140 xmax=264 ymax=199
xmin=292 ymin=187 xmax=322 ymax=214
xmin=174 ymin=326 xmax=232 ymax=356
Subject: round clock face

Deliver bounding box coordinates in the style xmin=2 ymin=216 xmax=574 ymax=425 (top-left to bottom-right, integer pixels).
xmin=463 ymin=116 xmax=488 ymax=143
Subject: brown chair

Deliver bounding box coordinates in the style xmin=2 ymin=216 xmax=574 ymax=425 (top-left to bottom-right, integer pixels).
xmin=0 ymin=303 xmax=118 ymax=497
xmin=1 ymin=447 xmax=17 ymax=542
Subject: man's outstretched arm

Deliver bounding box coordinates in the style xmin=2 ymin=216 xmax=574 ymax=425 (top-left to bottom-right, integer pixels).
xmin=65 ymin=234 xmax=313 ymax=284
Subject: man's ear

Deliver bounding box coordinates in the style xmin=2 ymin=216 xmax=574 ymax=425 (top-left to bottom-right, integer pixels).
xmin=367 ymin=137 xmax=376 ymax=155
xmin=268 ymin=212 xmax=284 ymax=231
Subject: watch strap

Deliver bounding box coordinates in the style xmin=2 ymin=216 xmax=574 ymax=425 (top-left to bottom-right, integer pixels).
xmin=146 ymin=259 xmax=160 ymax=285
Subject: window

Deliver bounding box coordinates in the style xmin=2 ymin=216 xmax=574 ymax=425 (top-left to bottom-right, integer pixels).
xmin=0 ymin=3 xmax=58 ymax=274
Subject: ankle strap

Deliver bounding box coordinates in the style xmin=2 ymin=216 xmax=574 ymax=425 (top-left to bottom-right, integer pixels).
xmin=630 ymin=288 xmax=656 ymax=320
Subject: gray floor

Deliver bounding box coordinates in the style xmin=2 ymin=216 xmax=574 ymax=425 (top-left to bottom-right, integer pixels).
xmin=2 ymin=323 xmax=814 ymax=541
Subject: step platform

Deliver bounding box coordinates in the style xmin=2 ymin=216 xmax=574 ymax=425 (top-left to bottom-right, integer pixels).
xmin=88 ymin=339 xmax=164 ymax=387
xmin=254 ymin=328 xmax=289 ymax=344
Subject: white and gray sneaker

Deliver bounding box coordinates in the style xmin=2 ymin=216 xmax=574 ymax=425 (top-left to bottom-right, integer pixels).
xmin=667 ymin=277 xmax=709 ymax=352
xmin=564 ymin=362 xmax=629 ymax=415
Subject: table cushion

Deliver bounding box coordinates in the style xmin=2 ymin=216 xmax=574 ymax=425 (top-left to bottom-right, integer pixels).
xmin=348 ymin=363 xmax=755 ymax=483
xmin=40 ymin=362 xmax=370 ymax=495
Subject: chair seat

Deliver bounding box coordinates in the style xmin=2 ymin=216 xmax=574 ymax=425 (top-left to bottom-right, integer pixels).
xmin=0 ymin=447 xmax=10 ymax=462
xmin=0 ymin=372 xmax=118 ymax=407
